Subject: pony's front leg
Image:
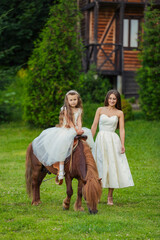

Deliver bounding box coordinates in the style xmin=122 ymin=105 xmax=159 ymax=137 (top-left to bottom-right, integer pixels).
xmin=63 ymin=175 xmax=73 ymax=210
xmin=32 ymin=168 xmax=46 ymax=205
xmin=74 ymin=180 xmax=84 ymax=211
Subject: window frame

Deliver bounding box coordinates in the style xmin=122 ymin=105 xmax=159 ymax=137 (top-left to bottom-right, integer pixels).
xmin=123 ymin=16 xmax=141 ymax=50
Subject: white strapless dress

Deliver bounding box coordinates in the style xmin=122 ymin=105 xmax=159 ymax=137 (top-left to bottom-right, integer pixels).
xmin=94 ymin=114 xmax=134 ymax=188
xmin=32 ymin=109 xmax=94 ymax=166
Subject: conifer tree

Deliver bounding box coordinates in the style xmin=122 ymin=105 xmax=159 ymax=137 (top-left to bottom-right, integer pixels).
xmin=24 ymin=0 xmax=82 ymax=127
xmin=136 ymin=5 xmax=160 ymax=120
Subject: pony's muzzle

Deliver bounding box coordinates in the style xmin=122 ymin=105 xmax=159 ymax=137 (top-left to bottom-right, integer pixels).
xmin=88 ymin=208 xmax=98 ymax=214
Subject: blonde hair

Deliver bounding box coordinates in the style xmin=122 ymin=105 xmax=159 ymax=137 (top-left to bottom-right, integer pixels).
xmin=57 ymin=90 xmax=83 ymax=127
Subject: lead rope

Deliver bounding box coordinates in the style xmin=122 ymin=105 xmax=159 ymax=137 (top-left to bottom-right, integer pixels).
xmin=43 ymin=177 xmax=55 ymax=182
xmin=69 ymin=140 xmax=79 ymax=173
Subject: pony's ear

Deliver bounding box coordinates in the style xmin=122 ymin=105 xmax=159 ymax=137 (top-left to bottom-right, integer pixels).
xmin=81 ymin=178 xmax=87 ymax=185
xmin=74 ymin=135 xmax=88 ymax=141
xmin=98 ymin=178 xmax=102 ymax=183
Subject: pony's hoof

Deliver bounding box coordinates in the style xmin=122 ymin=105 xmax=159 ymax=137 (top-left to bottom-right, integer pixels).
xmin=32 ymin=200 xmax=41 ymax=206
xmin=63 ymin=202 xmax=70 ymax=210
xmin=63 ymin=206 xmax=69 ymax=211
xmin=78 ymin=207 xmax=84 ymax=212
xmin=74 ymin=204 xmax=84 ymax=212
xmin=55 ymin=175 xmax=63 ymax=185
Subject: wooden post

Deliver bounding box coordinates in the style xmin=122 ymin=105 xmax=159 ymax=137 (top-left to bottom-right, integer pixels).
xmin=84 ymin=8 xmax=90 ymax=72
xmin=117 ymin=0 xmax=125 ymax=94
xmin=119 ymin=0 xmax=124 ymax=74
xmin=144 ymin=0 xmax=148 ymax=24
xmin=117 ymin=75 xmax=122 ymax=95
xmin=85 ymin=5 xmax=89 ymax=45
xmin=93 ymin=0 xmax=99 ymax=66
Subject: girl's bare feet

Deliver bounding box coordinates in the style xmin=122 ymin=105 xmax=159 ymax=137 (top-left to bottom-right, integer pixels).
xmin=107 ymin=197 xmax=113 ymax=205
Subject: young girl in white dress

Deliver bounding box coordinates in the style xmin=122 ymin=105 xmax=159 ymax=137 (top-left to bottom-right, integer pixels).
xmin=91 ymin=89 xmax=134 ymax=205
xmin=32 ymin=90 xmax=94 ymax=180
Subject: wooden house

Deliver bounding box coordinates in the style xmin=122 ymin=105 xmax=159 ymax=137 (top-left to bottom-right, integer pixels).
xmin=79 ymin=0 xmax=160 ymax=98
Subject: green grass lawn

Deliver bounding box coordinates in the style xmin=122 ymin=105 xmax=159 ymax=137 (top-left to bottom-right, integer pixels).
xmin=0 ymin=111 xmax=160 ymax=240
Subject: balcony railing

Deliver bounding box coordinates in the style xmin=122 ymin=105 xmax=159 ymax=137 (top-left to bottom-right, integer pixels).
xmin=85 ymin=43 xmax=122 ymax=75
xmin=99 ymin=0 xmax=146 ymax=3
xmin=99 ymin=0 xmax=160 ymax=4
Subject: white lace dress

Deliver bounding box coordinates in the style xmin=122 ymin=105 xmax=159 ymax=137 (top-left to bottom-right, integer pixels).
xmin=94 ymin=114 xmax=134 ymax=188
xmin=32 ymin=108 xmax=94 ymax=166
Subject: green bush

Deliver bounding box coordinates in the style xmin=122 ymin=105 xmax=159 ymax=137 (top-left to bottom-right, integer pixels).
xmin=0 ymin=67 xmax=23 ymax=122
xmin=121 ymin=99 xmax=133 ymax=121
xmin=136 ymin=5 xmax=160 ymax=120
xmin=83 ymin=102 xmax=101 ymax=128
xmin=24 ymin=0 xmax=83 ymax=127
xmin=0 ymin=96 xmax=13 ymax=122
xmin=0 ymin=67 xmax=15 ymax=90
xmin=79 ymin=64 xmax=111 ymax=103
xmin=127 ymin=96 xmax=136 ymax=104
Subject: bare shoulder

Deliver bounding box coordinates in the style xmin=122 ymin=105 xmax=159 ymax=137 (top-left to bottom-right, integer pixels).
xmin=96 ymin=107 xmax=103 ymax=116
xmin=97 ymin=107 xmax=105 ymax=112
xmin=78 ymin=108 xmax=82 ymax=114
xmin=116 ymin=110 xmax=124 ymax=118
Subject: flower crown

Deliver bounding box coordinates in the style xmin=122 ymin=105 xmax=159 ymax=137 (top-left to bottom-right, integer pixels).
xmin=66 ymin=90 xmax=79 ymax=96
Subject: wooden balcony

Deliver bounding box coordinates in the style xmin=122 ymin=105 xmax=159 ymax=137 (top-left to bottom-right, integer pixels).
xmin=98 ymin=0 xmax=159 ymax=4
xmin=84 ymin=43 xmax=122 ymax=75
xmin=99 ymin=0 xmax=146 ymax=3
xmin=81 ymin=0 xmax=160 ymax=10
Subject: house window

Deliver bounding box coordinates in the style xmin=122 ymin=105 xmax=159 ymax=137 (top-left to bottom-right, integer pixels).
xmin=123 ymin=18 xmax=139 ymax=48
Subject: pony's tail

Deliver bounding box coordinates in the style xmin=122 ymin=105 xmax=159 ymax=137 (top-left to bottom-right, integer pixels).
xmin=25 ymin=143 xmax=33 ymax=198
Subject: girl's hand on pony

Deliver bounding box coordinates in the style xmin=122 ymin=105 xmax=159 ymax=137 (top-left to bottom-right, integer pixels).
xmin=76 ymin=129 xmax=84 ymax=135
xmin=65 ymin=124 xmax=71 ymax=128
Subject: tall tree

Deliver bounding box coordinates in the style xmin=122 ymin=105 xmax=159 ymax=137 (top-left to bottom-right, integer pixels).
xmin=136 ymin=4 xmax=160 ymax=120
xmin=24 ymin=0 xmax=82 ymax=127
xmin=0 ymin=0 xmax=55 ymax=66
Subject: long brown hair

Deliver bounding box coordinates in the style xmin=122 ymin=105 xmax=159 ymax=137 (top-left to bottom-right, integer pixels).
xmin=57 ymin=90 xmax=83 ymax=127
xmin=104 ymin=89 xmax=122 ymax=110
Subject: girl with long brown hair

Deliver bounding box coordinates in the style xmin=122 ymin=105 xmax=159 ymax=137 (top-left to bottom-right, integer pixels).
xmin=91 ymin=90 xmax=134 ymax=205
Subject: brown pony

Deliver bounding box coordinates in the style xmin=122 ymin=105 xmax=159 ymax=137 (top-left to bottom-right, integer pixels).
xmin=25 ymin=136 xmax=102 ymax=214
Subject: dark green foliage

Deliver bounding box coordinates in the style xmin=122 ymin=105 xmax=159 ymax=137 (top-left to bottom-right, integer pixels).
xmin=0 ymin=67 xmax=15 ymax=90
xmin=83 ymin=102 xmax=101 ymax=128
xmin=0 ymin=67 xmax=23 ymax=122
xmin=136 ymin=5 xmax=160 ymax=120
xmin=24 ymin=0 xmax=82 ymax=127
xmin=79 ymin=64 xmax=111 ymax=103
xmin=0 ymin=0 xmax=54 ymax=66
xmin=121 ymin=99 xmax=133 ymax=121
xmin=127 ymin=96 xmax=136 ymax=104
xmin=0 ymin=1 xmax=54 ymax=122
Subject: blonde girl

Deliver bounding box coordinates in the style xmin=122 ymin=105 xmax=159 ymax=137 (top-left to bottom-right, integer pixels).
xmin=32 ymin=90 xmax=94 ymax=180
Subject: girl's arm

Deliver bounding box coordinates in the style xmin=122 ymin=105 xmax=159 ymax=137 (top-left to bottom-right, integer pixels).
xmin=119 ymin=111 xmax=125 ymax=154
xmin=64 ymin=110 xmax=83 ymax=134
xmin=91 ymin=108 xmax=101 ymax=137
xmin=76 ymin=114 xmax=84 ymax=135
xmin=64 ymin=110 xmax=74 ymax=128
